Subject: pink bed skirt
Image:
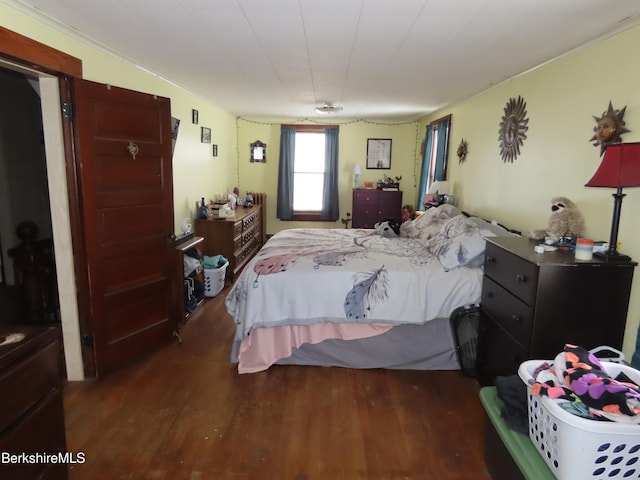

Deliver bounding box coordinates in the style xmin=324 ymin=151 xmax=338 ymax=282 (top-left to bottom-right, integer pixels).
xmin=237 ymin=322 xmax=394 ymax=374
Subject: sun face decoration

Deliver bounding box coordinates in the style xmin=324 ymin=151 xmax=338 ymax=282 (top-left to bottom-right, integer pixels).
xmin=498 ymin=96 xmax=529 ymax=163
xmin=457 ymin=138 xmax=468 ymax=163
xmin=590 ymin=101 xmax=629 ymax=155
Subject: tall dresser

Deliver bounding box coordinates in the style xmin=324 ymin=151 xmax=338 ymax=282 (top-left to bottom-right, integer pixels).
xmin=0 ymin=326 xmax=68 ymax=480
xmin=352 ymin=189 xmax=403 ymax=228
xmin=476 ymin=236 xmax=637 ymax=385
xmin=195 ymin=205 xmax=262 ymax=282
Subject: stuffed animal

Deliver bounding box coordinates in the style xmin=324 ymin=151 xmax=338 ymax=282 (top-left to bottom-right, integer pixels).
xmin=529 ymin=196 xmax=586 ymax=241
xmin=374 ymin=219 xmax=401 ymax=237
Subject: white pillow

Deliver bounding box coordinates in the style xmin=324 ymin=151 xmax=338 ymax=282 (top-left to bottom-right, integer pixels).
xmin=467 ymin=216 xmax=519 ymax=238
xmin=407 ymin=205 xmax=460 ymax=243
xmin=426 ymin=215 xmax=488 ymax=271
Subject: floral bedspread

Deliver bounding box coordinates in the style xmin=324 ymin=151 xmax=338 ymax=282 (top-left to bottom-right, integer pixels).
xmin=225 ymin=228 xmax=483 ymax=341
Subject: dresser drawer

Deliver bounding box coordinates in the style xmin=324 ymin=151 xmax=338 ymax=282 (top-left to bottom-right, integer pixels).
xmin=484 ymin=242 xmax=538 ymax=304
xmin=481 ymin=277 xmax=533 ymax=348
xmin=0 ymin=389 xmax=67 ymax=480
xmin=242 ymin=211 xmax=257 ymax=228
xmin=0 ymin=340 xmax=61 ymax=433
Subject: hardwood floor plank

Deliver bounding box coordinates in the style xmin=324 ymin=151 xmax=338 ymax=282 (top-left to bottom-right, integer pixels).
xmin=64 ymin=286 xmax=493 ymax=479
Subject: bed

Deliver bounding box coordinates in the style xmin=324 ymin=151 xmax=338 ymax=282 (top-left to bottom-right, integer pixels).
xmin=225 ymin=204 xmax=516 ymax=373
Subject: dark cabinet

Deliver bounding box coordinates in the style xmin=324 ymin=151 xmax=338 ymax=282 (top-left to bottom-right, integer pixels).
xmin=0 ymin=326 xmax=68 ymax=480
xmin=476 ymin=236 xmax=636 ymax=385
xmin=352 ymin=189 xmax=402 ymax=228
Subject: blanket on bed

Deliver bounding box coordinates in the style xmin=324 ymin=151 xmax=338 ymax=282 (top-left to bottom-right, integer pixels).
xmin=226 ymin=227 xmax=483 ymax=342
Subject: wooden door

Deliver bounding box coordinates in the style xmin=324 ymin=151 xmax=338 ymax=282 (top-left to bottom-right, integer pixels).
xmin=72 ymin=79 xmax=178 ymax=377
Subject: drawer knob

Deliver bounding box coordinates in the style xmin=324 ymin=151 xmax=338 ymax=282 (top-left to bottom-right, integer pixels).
xmin=485 ymin=291 xmax=494 ymax=299
xmin=515 ymin=274 xmax=527 ymax=283
xmin=511 ymin=314 xmax=522 ymax=324
xmin=486 ymin=256 xmax=496 ymax=263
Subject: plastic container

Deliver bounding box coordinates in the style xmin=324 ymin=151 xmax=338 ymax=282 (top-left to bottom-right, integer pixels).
xmin=203 ymin=261 xmax=229 ymax=297
xmin=518 ymin=359 xmax=640 ymax=480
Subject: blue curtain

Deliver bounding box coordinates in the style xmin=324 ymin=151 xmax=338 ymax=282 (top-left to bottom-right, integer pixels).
xmin=417 ymin=124 xmax=434 ymax=210
xmin=321 ymin=127 xmax=340 ymax=220
xmin=276 ymin=126 xmax=295 ymax=220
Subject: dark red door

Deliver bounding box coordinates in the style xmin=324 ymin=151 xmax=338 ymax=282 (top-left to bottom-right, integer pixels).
xmin=72 ymin=79 xmax=178 ymax=376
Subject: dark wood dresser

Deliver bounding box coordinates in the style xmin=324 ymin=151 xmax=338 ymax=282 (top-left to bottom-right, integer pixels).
xmin=194 ymin=205 xmax=262 ymax=282
xmin=476 ymin=236 xmax=636 ymax=385
xmin=0 ymin=326 xmax=68 ymax=480
xmin=352 ymin=189 xmax=403 ymax=228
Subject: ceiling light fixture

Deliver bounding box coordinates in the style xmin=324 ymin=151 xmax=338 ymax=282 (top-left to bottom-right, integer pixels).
xmin=315 ymin=103 xmax=343 ymax=114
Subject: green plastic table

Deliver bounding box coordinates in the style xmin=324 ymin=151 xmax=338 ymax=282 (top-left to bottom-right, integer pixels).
xmin=479 ymin=386 xmax=556 ymax=480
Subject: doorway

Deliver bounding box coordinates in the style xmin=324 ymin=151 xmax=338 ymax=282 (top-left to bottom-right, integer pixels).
xmin=0 ymin=59 xmax=84 ymax=380
xmin=0 ymin=67 xmax=57 ymax=324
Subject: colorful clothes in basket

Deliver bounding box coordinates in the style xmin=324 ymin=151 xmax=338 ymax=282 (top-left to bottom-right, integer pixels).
xmin=531 ymin=344 xmax=640 ymax=424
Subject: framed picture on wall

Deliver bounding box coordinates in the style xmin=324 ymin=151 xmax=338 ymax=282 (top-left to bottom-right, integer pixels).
xmin=201 ymin=127 xmax=211 ymax=143
xmin=366 ymin=138 xmax=392 ymax=169
xmin=192 ymin=109 xmax=199 ymax=124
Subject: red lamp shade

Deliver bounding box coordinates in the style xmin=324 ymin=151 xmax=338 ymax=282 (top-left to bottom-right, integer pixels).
xmin=585 ymin=142 xmax=640 ymax=261
xmin=585 ymin=142 xmax=640 ymax=188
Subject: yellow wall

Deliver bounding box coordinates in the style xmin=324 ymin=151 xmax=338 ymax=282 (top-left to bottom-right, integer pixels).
xmin=421 ymin=25 xmax=640 ymax=358
xmin=0 ymin=3 xmax=237 ymax=231
xmin=235 ymin=118 xmax=421 ymax=235
xmin=4 ymin=1 xmax=640 ymax=360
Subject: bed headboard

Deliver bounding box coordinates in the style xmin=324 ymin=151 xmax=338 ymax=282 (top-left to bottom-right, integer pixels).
xmin=247 ymin=192 xmax=267 ymax=244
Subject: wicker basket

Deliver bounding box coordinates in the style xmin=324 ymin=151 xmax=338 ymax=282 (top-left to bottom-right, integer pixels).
xmin=203 ymin=261 xmax=228 ymax=297
xmin=518 ymin=359 xmax=640 ymax=480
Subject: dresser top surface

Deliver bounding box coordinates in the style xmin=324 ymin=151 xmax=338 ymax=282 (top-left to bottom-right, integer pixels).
xmin=0 ymin=326 xmax=58 ymax=370
xmin=196 ymin=204 xmax=260 ymax=224
xmin=486 ymin=236 xmax=637 ymax=267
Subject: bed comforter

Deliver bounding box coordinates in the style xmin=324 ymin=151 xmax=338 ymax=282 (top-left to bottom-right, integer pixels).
xmin=226 ymin=227 xmax=483 ymax=344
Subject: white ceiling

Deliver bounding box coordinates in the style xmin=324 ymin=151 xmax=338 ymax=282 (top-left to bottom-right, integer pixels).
xmin=5 ymin=0 xmax=640 ymax=121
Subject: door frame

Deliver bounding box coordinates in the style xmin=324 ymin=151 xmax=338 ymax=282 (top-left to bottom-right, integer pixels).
xmin=0 ymin=26 xmax=89 ymax=379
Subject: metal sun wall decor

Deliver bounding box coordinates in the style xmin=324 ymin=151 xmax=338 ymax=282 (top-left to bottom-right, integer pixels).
xmin=590 ymin=101 xmax=630 ymax=155
xmin=457 ymin=138 xmax=468 ymax=163
xmin=498 ymin=95 xmax=529 ymax=163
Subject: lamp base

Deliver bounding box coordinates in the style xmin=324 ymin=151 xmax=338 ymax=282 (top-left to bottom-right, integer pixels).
xmin=593 ymin=250 xmax=631 ymax=262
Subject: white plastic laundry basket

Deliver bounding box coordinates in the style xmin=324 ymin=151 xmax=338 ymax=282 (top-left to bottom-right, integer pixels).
xmin=203 ymin=261 xmax=228 ymax=297
xmin=518 ymin=360 xmax=640 ymax=480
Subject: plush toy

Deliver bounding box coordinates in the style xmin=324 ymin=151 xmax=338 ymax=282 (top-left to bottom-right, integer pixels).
xmin=374 ymin=219 xmax=401 ymax=237
xmin=401 ymin=204 xmax=416 ymax=223
xmin=529 ymin=196 xmax=586 ymax=241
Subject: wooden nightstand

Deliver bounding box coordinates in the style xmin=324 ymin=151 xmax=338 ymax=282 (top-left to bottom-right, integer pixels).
xmin=476 ymin=236 xmax=636 ymax=386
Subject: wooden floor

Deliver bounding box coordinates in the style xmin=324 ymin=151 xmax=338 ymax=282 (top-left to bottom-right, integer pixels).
xmin=63 ymin=286 xmax=492 ymax=480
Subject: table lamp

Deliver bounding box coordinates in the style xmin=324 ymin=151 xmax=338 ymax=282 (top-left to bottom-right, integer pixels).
xmin=585 ymin=142 xmax=640 ymax=261
xmin=428 ymin=180 xmax=450 ymax=203
xmin=353 ymin=164 xmax=362 ymax=189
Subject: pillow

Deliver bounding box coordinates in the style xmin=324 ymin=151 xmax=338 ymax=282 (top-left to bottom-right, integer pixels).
xmin=425 ymin=215 xmax=489 ymax=271
xmin=435 ymin=203 xmax=461 ymax=217
xmin=403 ymin=204 xmax=460 ymax=242
xmin=467 ymin=217 xmax=520 ymax=238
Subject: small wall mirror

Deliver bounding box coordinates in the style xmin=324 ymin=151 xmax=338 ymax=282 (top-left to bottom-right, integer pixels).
xmin=250 ymin=140 xmax=266 ymax=163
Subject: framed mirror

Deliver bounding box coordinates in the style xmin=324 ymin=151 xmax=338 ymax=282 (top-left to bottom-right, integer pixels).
xmin=250 ymin=140 xmax=266 ymax=163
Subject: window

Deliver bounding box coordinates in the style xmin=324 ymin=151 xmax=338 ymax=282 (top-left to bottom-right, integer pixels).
xmin=293 ymin=131 xmax=325 ymax=211
xmin=417 ymin=115 xmax=451 ymax=209
xmin=277 ymin=124 xmax=339 ymax=221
